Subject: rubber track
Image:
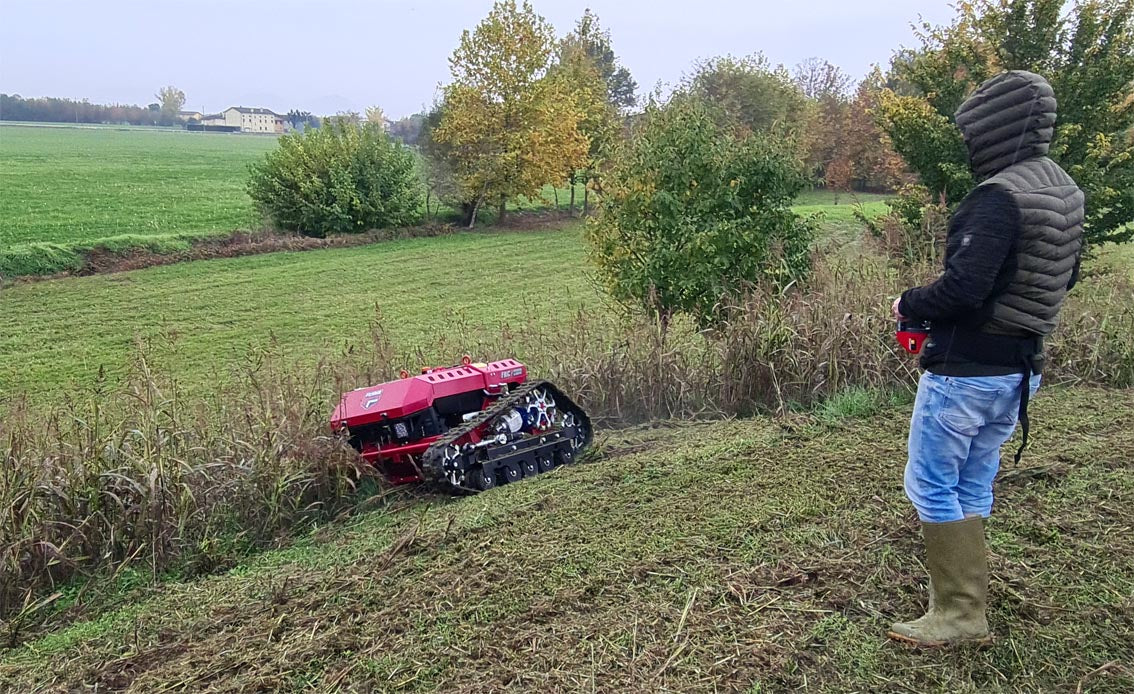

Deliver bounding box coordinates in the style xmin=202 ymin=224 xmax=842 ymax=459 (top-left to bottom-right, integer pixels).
xmin=420 ymin=380 xmax=592 ymax=492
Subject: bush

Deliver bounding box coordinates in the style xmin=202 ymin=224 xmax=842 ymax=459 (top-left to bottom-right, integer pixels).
xmin=854 ymin=184 xmax=948 ymax=267
xmin=247 ymin=120 xmax=422 ymax=237
xmin=585 ymin=95 xmax=816 ymax=330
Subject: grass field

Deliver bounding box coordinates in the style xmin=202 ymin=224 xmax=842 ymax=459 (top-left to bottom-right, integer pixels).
xmin=0 ymin=123 xmax=887 ymax=401
xmin=2 ymin=387 xmax=1131 ymax=692
xmin=0 ymin=124 xmax=279 ymax=247
xmin=0 ymin=228 xmax=599 ymax=399
xmin=0 ymin=123 xmax=887 ymax=277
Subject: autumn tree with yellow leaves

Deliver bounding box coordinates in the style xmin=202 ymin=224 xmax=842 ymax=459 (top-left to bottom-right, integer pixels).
xmin=433 ymin=0 xmax=589 ymax=227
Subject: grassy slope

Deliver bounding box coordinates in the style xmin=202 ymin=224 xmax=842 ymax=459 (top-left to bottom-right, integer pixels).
xmin=2 ymin=387 xmax=1130 ymax=693
xmin=0 ymin=124 xmax=277 ymax=247
xmin=0 ymin=228 xmax=599 ymax=399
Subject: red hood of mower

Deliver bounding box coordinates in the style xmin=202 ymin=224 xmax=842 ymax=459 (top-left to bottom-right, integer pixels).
xmin=331 ymin=358 xmax=527 ymax=430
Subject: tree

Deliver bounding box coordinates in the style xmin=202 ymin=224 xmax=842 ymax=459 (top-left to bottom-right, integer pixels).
xmin=561 ymin=9 xmax=637 ymax=111
xmin=365 ymin=105 xmax=388 ymax=130
xmin=586 ymin=95 xmax=816 ymax=332
xmin=388 ymin=112 xmax=427 ymax=145
xmin=841 ymin=71 xmax=908 ymax=191
xmin=286 ymin=109 xmax=319 ymax=130
xmin=877 ymin=0 xmax=1134 ymax=245
xmin=433 ymin=0 xmax=588 ymax=227
xmin=824 ymin=158 xmax=855 ymax=203
xmin=247 ymin=120 xmax=421 ymax=236
xmin=155 ymin=85 xmax=185 ymax=125
xmin=794 ymin=58 xmax=852 ymax=183
xmin=681 ymin=54 xmax=814 ymax=159
xmin=0 ymin=94 xmax=162 ymax=125
xmin=418 ymin=106 xmax=461 ymax=220
xmin=554 ymin=18 xmax=622 ymax=215
xmin=333 ymin=110 xmax=362 ymax=126
xmin=813 ymin=69 xmax=907 ymax=194
xmin=793 ymin=57 xmax=853 ymax=101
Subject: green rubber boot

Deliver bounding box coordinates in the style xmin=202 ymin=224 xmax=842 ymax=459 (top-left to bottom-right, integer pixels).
xmin=888 ymin=517 xmax=992 ymax=647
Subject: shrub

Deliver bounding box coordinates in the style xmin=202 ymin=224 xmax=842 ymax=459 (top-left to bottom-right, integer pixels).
xmin=247 ymin=120 xmax=422 ymax=237
xmin=585 ymin=95 xmax=816 ymax=330
xmin=854 ymin=184 xmax=948 ymax=267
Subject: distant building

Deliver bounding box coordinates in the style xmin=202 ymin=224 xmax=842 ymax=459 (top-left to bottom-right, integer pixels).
xmin=179 ymin=110 xmax=204 ymax=122
xmin=199 ymin=106 xmax=285 ymax=133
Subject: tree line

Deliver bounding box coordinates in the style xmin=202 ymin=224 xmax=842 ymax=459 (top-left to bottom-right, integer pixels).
xmin=396 ymin=3 xmax=909 ymax=227
xmin=247 ymin=0 xmax=1129 ymax=335
xmin=2 ymin=86 xmax=189 ymax=126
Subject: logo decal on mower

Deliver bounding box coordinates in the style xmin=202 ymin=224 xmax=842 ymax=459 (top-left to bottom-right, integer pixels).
xmin=361 ymin=390 xmax=383 ymax=410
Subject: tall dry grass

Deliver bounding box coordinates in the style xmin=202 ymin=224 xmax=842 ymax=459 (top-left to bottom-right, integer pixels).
xmin=0 ymin=336 xmax=398 ymax=636
xmin=2 ymin=253 xmax=1131 ymax=637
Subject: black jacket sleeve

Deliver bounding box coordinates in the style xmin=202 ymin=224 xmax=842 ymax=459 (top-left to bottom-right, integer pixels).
xmin=898 ymin=185 xmax=1021 ymax=323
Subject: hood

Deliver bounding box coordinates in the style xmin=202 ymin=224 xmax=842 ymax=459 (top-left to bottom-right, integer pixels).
xmin=954 ymin=70 xmax=1057 ymax=179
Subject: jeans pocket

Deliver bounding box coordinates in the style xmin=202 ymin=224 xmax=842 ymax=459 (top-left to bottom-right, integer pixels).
xmin=937 ymin=378 xmax=1001 ymax=436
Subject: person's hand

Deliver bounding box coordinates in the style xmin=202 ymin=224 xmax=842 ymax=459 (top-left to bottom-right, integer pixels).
xmin=892 ymin=296 xmax=906 ymax=321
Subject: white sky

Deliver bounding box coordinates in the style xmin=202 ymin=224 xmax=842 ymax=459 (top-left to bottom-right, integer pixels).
xmin=0 ymin=0 xmax=958 ymax=118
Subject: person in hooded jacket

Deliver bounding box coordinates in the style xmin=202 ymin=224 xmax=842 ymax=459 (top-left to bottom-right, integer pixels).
xmin=888 ymin=70 xmax=1084 ymax=646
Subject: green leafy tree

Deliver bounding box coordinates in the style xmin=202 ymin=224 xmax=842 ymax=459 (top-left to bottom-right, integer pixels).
xmin=586 ymin=95 xmax=816 ymax=332
xmin=554 ymin=21 xmax=622 ymax=214
xmin=681 ymin=54 xmax=814 ymax=163
xmin=434 ymin=0 xmax=588 ymax=227
xmin=561 ymin=9 xmax=637 ymax=111
xmin=878 ymin=0 xmax=1134 ymax=245
xmin=247 ymin=120 xmax=421 ymax=236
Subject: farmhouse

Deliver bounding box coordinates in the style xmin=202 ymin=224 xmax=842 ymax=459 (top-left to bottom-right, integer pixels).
xmin=199 ymin=106 xmax=285 ymax=133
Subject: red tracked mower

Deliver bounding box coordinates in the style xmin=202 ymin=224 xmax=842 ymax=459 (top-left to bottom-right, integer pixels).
xmin=331 ymin=357 xmax=591 ymax=492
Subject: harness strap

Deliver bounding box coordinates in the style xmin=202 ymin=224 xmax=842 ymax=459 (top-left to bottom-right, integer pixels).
xmin=1013 ymin=350 xmax=1039 ymax=466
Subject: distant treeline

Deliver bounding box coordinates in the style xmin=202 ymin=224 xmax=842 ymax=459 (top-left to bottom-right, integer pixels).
xmin=1 ymin=94 xmax=170 ymax=126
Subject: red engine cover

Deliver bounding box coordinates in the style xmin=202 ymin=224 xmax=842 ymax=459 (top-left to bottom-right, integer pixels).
xmin=331 ymin=358 xmax=527 ymax=431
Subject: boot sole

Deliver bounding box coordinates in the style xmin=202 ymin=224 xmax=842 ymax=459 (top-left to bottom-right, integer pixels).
xmin=887 ymin=630 xmax=993 ymax=648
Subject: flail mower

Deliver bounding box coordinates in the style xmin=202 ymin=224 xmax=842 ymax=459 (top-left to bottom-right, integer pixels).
xmin=331 ymin=357 xmax=591 ymax=492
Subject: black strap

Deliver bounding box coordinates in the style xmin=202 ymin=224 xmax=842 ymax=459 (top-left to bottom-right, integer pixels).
xmin=1013 ymin=353 xmax=1035 ymax=465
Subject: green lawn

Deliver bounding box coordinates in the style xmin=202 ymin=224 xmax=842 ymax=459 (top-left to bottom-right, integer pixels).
xmin=3 ymin=387 xmax=1130 ymax=692
xmin=0 ymin=124 xmax=278 ymax=247
xmin=0 ymin=228 xmax=599 ymax=400
xmin=793 ymin=189 xmax=890 ymax=222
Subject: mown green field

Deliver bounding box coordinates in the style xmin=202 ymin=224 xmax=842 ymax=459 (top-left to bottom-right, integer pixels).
xmin=0 ymin=122 xmax=886 ymax=401
xmin=0 ymin=123 xmax=882 ymax=249
xmin=3 ymin=387 xmax=1131 ymax=692
xmin=0 ymin=124 xmax=279 ymax=247
xmin=0 ymin=228 xmax=599 ymax=399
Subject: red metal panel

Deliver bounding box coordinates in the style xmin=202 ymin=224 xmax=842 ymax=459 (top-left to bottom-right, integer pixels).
xmin=331 ymin=359 xmax=528 ymax=430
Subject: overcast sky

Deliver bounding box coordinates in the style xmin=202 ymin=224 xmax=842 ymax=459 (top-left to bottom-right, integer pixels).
xmin=0 ymin=0 xmax=957 ymax=119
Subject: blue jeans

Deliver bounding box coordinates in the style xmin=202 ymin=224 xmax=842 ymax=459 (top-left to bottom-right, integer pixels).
xmin=905 ymin=371 xmax=1042 ymax=523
